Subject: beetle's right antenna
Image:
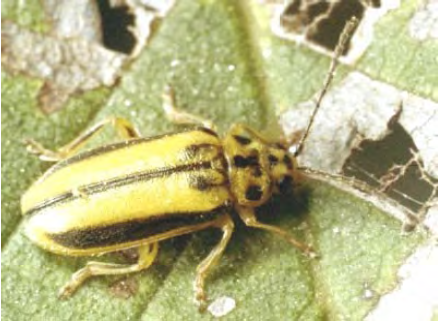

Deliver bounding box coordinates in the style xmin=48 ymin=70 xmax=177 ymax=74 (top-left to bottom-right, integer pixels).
xmin=294 ymin=17 xmax=359 ymax=157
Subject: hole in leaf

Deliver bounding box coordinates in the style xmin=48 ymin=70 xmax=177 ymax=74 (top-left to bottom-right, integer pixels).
xmin=343 ymin=122 xmax=436 ymax=213
xmin=97 ymin=0 xmax=136 ymax=54
xmin=279 ymin=0 xmax=380 ymax=54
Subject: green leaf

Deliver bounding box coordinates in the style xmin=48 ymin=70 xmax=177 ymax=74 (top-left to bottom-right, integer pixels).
xmin=2 ymin=1 xmax=435 ymax=321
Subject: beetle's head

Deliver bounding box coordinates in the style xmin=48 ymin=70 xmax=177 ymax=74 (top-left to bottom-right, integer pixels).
xmin=266 ymin=143 xmax=297 ymax=195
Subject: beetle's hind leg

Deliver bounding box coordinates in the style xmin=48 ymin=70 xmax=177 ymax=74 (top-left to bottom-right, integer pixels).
xmin=162 ymin=86 xmax=215 ymax=131
xmin=25 ymin=117 xmax=141 ymax=162
xmin=59 ymin=243 xmax=159 ymax=299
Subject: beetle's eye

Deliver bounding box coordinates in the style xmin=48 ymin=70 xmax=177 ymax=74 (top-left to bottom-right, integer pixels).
xmin=278 ymin=175 xmax=293 ymax=194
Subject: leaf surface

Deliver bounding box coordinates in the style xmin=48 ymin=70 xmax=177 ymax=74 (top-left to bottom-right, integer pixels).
xmin=1 ymin=1 xmax=435 ymax=320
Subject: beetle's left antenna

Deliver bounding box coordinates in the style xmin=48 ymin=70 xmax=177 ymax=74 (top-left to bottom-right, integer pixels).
xmin=294 ymin=17 xmax=359 ymax=157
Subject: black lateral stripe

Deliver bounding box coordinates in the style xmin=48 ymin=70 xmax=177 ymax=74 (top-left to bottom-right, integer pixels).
xmin=48 ymin=206 xmax=228 ymax=249
xmin=25 ymin=161 xmax=227 ymax=216
xmin=44 ymin=128 xmax=219 ymax=177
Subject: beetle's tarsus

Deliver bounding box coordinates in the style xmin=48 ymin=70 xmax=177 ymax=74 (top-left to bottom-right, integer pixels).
xmin=195 ymin=290 xmax=208 ymax=312
xmin=304 ymin=247 xmax=319 ymax=259
xmin=24 ymin=138 xmax=63 ymax=162
xmin=162 ymin=85 xmax=215 ymax=130
xmin=58 ymin=284 xmax=75 ymax=300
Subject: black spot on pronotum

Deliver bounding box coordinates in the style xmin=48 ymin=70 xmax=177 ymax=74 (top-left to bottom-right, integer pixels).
xmin=233 ymin=155 xmax=259 ymax=168
xmin=283 ymin=155 xmax=293 ymax=170
xmin=245 ymin=185 xmax=263 ymax=201
xmin=268 ymin=155 xmax=278 ymax=166
xmin=233 ymin=135 xmax=252 ymax=145
xmin=252 ymin=166 xmax=263 ymax=177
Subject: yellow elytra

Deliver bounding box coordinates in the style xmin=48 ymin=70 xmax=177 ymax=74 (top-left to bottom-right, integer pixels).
xmin=21 ymin=88 xmax=312 ymax=308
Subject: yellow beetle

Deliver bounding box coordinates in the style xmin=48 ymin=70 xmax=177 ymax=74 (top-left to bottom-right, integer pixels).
xmin=21 ymin=18 xmax=358 ymax=309
xmin=21 ymin=86 xmax=312 ymax=308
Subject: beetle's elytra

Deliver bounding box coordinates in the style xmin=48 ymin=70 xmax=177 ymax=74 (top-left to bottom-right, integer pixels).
xmin=22 ymin=88 xmax=313 ymax=309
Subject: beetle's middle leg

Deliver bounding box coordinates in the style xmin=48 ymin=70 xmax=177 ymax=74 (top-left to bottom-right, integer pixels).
xmin=25 ymin=117 xmax=141 ymax=162
xmin=162 ymin=86 xmax=215 ymax=131
xmin=194 ymin=214 xmax=234 ymax=310
xmin=59 ymin=243 xmax=158 ymax=299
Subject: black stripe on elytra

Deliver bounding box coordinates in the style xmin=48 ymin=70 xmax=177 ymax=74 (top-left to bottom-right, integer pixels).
xmin=25 ymin=161 xmax=226 ymax=217
xmin=48 ymin=206 xmax=228 ymax=249
xmin=25 ymin=192 xmax=76 ymax=214
xmin=45 ymin=139 xmax=154 ymax=178
xmin=44 ymin=128 xmax=219 ymax=178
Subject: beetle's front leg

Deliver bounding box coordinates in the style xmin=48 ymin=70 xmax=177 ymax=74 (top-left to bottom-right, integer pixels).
xmin=25 ymin=117 xmax=141 ymax=162
xmin=162 ymin=86 xmax=215 ymax=131
xmin=236 ymin=206 xmax=315 ymax=257
xmin=59 ymin=243 xmax=158 ymax=299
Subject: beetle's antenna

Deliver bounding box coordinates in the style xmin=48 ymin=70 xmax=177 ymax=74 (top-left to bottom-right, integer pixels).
xmin=294 ymin=17 xmax=359 ymax=157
